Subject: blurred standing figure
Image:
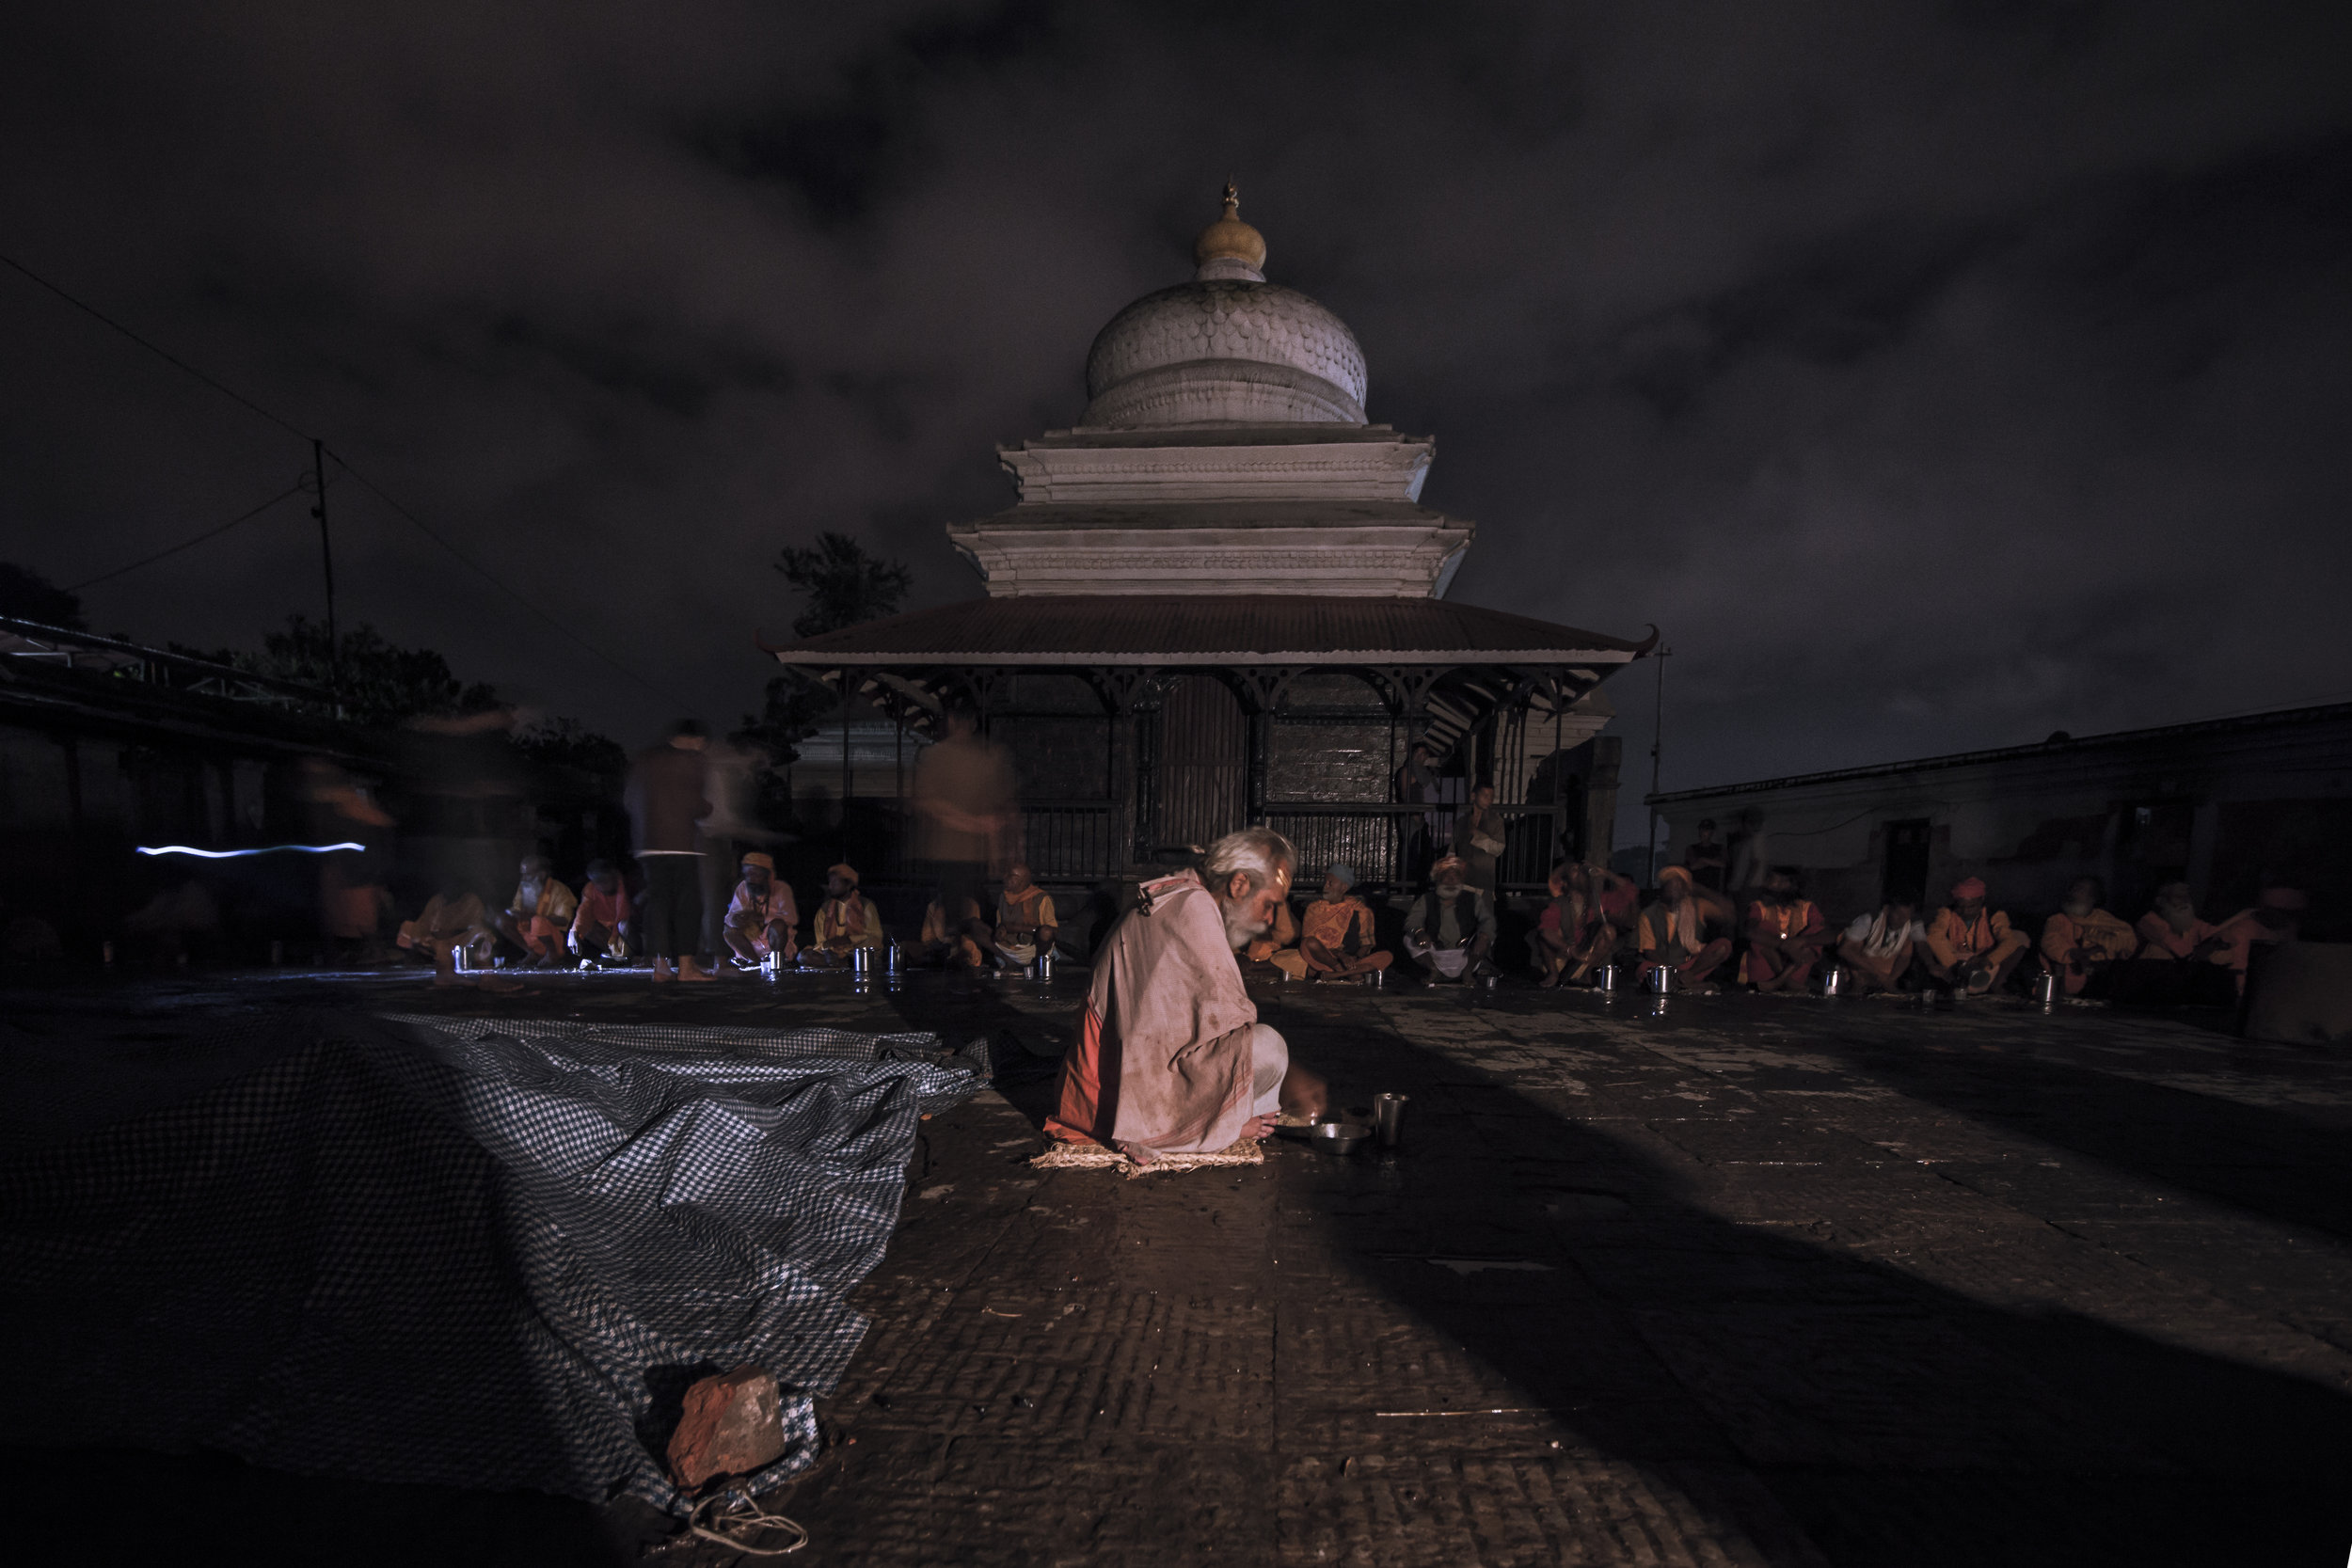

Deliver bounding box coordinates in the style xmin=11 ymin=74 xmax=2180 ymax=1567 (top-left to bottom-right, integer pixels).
xmin=1683 ymin=819 xmax=1727 ymax=894
xmin=299 ymin=757 xmax=396 ymax=962
xmin=912 ymin=708 xmax=1016 ymax=959
xmin=627 ymin=720 xmax=714 ymax=984
xmin=1454 ymin=783 xmax=1506 ymax=895
xmin=694 ymin=735 xmax=770 ymax=964
xmin=1393 ymin=741 xmax=1439 ymax=884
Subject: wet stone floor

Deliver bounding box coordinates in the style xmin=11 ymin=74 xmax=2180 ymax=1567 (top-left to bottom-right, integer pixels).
xmin=8 ymin=968 xmax=2352 ymax=1565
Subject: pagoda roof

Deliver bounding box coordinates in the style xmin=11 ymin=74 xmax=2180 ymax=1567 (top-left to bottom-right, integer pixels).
xmin=759 ymin=594 xmax=1652 ymax=668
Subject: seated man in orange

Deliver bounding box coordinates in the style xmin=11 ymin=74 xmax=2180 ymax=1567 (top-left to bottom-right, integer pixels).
xmin=496 ymin=854 xmax=577 ymax=967
xmin=1297 ymin=863 xmax=1391 ymax=982
xmin=2037 ymin=877 xmax=2137 ymax=996
xmin=1636 ymin=865 xmax=1735 ymax=989
xmin=2214 ymin=885 xmax=2305 ymax=997
xmin=1836 ymin=896 xmax=1925 ymax=992
xmin=916 ymin=893 xmax=986 ymax=969
xmin=1921 ymin=877 xmax=2029 ymax=994
xmin=567 ymin=859 xmax=634 ymax=962
xmin=2127 ymin=881 xmax=2233 ymax=1006
xmin=1243 ymin=894 xmax=1306 ymax=979
xmin=992 ymin=863 xmax=1058 ymax=972
xmin=807 ymin=863 xmax=884 ymax=965
xmin=1741 ymin=866 xmax=1829 ymax=992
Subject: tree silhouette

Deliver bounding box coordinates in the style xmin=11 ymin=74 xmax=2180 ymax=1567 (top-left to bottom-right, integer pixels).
xmin=0 ymin=562 xmax=87 ymax=629
xmin=773 ymin=531 xmax=914 ymax=639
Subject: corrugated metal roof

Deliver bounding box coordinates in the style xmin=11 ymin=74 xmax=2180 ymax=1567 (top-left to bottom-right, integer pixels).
xmin=1646 ymin=701 xmax=2352 ymax=804
xmin=761 ymin=595 xmax=1652 ymax=665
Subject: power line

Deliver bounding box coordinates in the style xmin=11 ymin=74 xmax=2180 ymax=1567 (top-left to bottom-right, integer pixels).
xmin=3 ymin=246 xmax=676 ymax=705
xmin=0 ymin=250 xmax=316 ymax=444
xmin=66 ymin=482 xmax=309 ymax=592
xmin=327 ymin=451 xmax=671 ymax=702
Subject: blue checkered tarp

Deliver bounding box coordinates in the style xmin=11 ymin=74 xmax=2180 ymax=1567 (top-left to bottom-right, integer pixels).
xmin=0 ymin=1010 xmax=982 ymax=1512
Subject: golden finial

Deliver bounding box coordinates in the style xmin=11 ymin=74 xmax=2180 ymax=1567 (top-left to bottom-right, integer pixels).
xmin=1194 ymin=180 xmax=1266 ymax=276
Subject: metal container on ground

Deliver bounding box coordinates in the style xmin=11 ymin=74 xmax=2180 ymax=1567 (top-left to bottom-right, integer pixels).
xmin=884 ymin=941 xmax=902 ymax=975
xmin=2031 ymin=970 xmax=2059 ymax=1006
xmin=1034 ymin=950 xmax=1054 ymax=982
xmin=1373 ymin=1093 xmax=1408 ymax=1149
xmin=1596 ymin=962 xmax=1620 ymax=992
xmin=1645 ymin=963 xmax=1675 ymax=995
xmin=850 ymin=946 xmax=873 ymax=977
xmin=1822 ymin=964 xmax=1849 ymax=997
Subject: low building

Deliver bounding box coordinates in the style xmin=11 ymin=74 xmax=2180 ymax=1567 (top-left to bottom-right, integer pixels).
xmin=1646 ymin=703 xmax=2352 ymax=935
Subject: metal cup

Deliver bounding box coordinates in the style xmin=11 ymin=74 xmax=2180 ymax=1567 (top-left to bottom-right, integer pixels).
xmin=1034 ymin=950 xmax=1054 ymax=982
xmin=1645 ymin=962 xmax=1676 ymax=995
xmin=2031 ymin=969 xmax=2058 ymax=1006
xmin=884 ymin=941 xmax=902 ymax=975
xmin=1596 ymin=962 xmax=1619 ymax=992
xmin=851 ymin=946 xmax=874 ymax=977
xmin=1822 ymin=964 xmax=1848 ymax=997
xmin=1373 ymin=1093 xmax=1408 ymax=1149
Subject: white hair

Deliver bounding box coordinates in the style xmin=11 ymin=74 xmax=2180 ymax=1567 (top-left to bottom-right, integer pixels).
xmin=1202 ymin=827 xmax=1295 ymax=894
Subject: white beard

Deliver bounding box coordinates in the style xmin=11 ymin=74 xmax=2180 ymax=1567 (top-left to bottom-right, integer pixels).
xmin=1219 ymin=898 xmax=1268 ymax=952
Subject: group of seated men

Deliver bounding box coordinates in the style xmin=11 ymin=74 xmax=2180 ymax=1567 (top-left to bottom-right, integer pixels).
xmin=1534 ymin=858 xmax=2300 ymax=1000
xmin=395 ymin=854 xmax=635 ymax=979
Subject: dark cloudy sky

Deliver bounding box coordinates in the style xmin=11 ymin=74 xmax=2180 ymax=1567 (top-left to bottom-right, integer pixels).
xmin=6 ymin=1 xmax=2348 ymax=845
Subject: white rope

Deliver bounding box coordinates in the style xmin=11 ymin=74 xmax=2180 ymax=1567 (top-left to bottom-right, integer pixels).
xmin=683 ymin=1487 xmax=809 ymax=1557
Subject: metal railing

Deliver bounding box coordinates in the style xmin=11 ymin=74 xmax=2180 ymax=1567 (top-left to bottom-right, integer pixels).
xmin=1263 ymin=801 xmax=1569 ymax=893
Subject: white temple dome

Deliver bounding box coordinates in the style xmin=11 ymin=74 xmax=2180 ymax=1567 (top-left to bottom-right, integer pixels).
xmin=1078 ymin=189 xmax=1369 ymax=428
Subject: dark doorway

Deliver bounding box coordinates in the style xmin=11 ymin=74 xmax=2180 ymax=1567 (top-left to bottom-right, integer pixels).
xmin=1155 ymin=674 xmax=1248 ymax=856
xmin=1882 ymin=817 xmax=1931 ymax=906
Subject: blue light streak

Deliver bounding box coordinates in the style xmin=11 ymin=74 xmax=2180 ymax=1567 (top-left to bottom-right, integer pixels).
xmin=135 ymin=843 xmax=366 ymax=859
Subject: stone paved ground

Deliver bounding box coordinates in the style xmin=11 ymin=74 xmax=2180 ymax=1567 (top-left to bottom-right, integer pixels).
xmin=7 ymin=969 xmax=2351 ymax=1565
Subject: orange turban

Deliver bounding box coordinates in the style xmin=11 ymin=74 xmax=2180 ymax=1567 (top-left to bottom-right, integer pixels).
xmin=827 ymin=863 xmax=859 ymax=885
xmin=1950 ymin=877 xmax=1987 ymax=900
xmin=1659 ymin=864 xmax=1693 ymax=889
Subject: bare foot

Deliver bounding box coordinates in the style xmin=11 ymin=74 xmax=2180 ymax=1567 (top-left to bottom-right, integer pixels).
xmin=652 ymin=957 xmax=675 ymax=984
xmin=1244 ymin=1113 xmax=1279 ymax=1141
xmin=678 ymin=957 xmax=716 ymax=984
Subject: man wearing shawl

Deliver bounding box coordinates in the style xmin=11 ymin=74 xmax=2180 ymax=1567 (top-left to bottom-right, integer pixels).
xmin=1922 ymin=877 xmax=2028 ymax=994
xmin=1837 ymin=897 xmax=1925 ymax=992
xmin=1740 ymin=867 xmax=1830 ymax=992
xmin=809 ymin=863 xmax=884 ymax=963
xmin=1048 ymin=827 xmax=1327 ymax=1162
xmin=1636 ymin=865 xmax=1734 ymax=988
xmin=2127 ymin=882 xmax=2233 ymax=1005
xmin=2037 ymin=877 xmax=2138 ymax=996
xmin=1404 ymin=854 xmax=1497 ymax=983
xmin=1534 ymin=861 xmax=1624 ymax=988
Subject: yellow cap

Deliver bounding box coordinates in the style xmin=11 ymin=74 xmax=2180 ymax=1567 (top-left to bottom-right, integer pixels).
xmin=1194 ymin=182 xmax=1267 ymax=272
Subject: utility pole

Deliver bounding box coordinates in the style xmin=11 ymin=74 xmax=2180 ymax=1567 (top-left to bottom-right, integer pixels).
xmin=309 ymin=439 xmax=340 ymax=695
xmin=1646 ymin=641 xmax=1672 ymax=885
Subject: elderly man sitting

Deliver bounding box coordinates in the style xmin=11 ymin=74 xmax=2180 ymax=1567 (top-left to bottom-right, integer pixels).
xmin=993 ymin=863 xmax=1058 ymax=972
xmin=1922 ymin=877 xmax=2029 ymax=994
xmin=1636 ymin=865 xmax=1735 ymax=990
xmin=1404 ymin=854 xmax=1496 ymax=983
xmin=1298 ymin=863 xmax=1391 ymax=981
xmin=496 ymin=855 xmax=578 ymax=968
xmin=807 ymin=863 xmax=884 ymax=965
xmin=1047 ymin=827 xmax=1327 ymax=1163
xmin=1243 ymin=896 xmax=1305 ymax=979
xmin=722 ymin=850 xmax=798 ymax=971
xmin=396 ymin=885 xmax=501 ymax=985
